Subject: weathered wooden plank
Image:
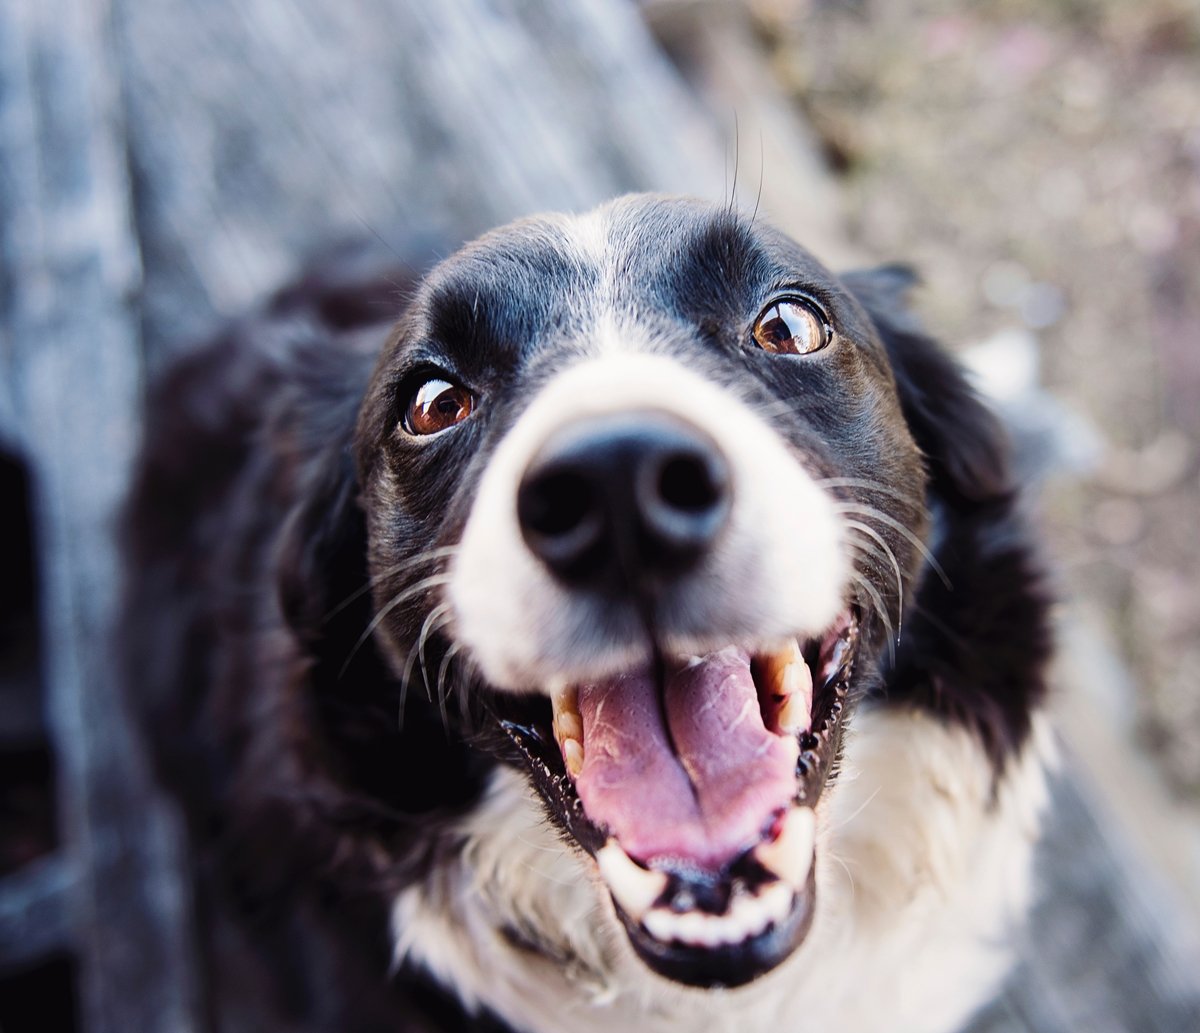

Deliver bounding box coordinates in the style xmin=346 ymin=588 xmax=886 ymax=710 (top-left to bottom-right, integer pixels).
xmin=112 ymin=0 xmax=729 ymax=363
xmin=0 ymin=854 xmax=77 ymax=971
xmin=0 ymin=0 xmax=202 ymax=1029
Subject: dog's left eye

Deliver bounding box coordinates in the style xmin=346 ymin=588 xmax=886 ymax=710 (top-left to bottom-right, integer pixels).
xmin=403 ymin=376 xmax=475 ymax=436
xmin=752 ymin=298 xmax=831 ymax=355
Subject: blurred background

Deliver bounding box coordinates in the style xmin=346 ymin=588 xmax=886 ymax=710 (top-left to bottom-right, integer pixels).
xmin=1 ymin=0 xmax=1197 ymax=1030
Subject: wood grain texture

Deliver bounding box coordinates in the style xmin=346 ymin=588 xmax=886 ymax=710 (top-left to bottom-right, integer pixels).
xmin=0 ymin=0 xmax=202 ymax=1029
xmin=112 ymin=0 xmax=727 ymax=364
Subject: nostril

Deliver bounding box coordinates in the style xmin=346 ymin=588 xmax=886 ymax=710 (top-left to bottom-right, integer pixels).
xmin=517 ymin=466 xmax=607 ymax=580
xmin=637 ymin=441 xmax=730 ymax=562
xmin=520 ymin=470 xmax=594 ymax=538
xmin=517 ymin=413 xmax=731 ymax=587
xmin=657 ymin=451 xmax=724 ymax=515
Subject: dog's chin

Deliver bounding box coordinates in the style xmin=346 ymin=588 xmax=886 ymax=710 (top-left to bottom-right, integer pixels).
xmin=494 ymin=608 xmax=860 ymax=989
xmin=618 ymin=862 xmax=818 ymax=990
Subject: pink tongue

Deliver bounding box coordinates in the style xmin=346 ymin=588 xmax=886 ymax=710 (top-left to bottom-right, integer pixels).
xmin=574 ymin=647 xmax=800 ymax=870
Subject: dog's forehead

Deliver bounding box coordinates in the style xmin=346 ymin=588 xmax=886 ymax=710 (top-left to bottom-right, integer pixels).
xmin=578 ymin=195 xmax=829 ymax=290
xmin=423 ymin=196 xmax=838 ymax=330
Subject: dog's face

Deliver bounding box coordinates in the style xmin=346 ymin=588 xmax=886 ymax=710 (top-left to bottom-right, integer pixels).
xmin=355 ymin=195 xmax=930 ymax=988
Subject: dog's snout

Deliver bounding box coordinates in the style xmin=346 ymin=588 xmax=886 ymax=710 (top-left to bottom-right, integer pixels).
xmin=516 ymin=414 xmax=730 ymax=588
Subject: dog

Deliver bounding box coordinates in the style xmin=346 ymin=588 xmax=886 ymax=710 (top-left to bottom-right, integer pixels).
xmin=122 ymin=194 xmax=1053 ymax=1033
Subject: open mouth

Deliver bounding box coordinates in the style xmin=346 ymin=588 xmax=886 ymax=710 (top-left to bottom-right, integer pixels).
xmin=498 ymin=608 xmax=860 ymax=988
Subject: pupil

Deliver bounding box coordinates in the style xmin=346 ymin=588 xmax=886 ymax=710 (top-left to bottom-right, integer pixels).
xmin=766 ymin=313 xmax=793 ymax=346
xmin=404 ymin=378 xmax=472 ymax=435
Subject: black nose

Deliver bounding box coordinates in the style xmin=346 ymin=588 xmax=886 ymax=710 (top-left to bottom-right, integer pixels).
xmin=516 ymin=414 xmax=731 ymax=589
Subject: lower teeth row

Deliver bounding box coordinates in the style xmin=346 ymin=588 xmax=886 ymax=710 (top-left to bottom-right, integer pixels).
xmin=596 ymin=806 xmax=815 ymax=948
xmin=642 ymin=881 xmax=793 ymax=948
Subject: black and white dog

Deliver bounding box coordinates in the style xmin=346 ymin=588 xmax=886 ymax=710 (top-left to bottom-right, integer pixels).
xmin=123 ymin=195 xmax=1053 ymax=1033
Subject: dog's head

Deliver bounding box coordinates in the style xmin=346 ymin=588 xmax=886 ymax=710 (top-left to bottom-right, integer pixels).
xmin=350 ymin=195 xmax=989 ymax=988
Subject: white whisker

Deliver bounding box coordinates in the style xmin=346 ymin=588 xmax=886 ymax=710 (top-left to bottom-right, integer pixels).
xmin=844 ymin=519 xmax=905 ymax=636
xmin=339 ymin=572 xmax=453 ymax=677
xmin=848 ymin=570 xmax=895 ymax=666
xmin=408 ymin=601 xmax=452 ymax=703
xmin=835 ymin=503 xmax=951 ymax=590
xmin=436 ymin=641 xmax=464 ymax=730
xmin=325 ymin=545 xmax=459 ymax=622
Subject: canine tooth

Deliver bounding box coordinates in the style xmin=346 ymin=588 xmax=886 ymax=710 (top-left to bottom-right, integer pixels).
xmin=775 ymin=680 xmax=810 ymax=734
xmin=551 ymin=683 xmax=581 ymax=748
xmin=761 ymin=641 xmax=814 ymax=735
xmin=753 ymin=806 xmax=815 ymax=890
xmin=762 ymin=639 xmax=802 ymax=691
xmin=596 ymin=841 xmax=667 ymax=922
xmin=556 ymin=709 xmax=583 ymax=743
xmin=563 ymin=737 xmax=584 ymax=777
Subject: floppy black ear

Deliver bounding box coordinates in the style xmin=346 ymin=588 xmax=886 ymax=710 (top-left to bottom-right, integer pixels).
xmin=842 ymin=266 xmax=1009 ymax=505
xmin=276 ymin=434 xmax=366 ymax=640
xmin=269 ymin=339 xmax=491 ymax=815
xmin=842 ymin=266 xmax=1052 ymax=773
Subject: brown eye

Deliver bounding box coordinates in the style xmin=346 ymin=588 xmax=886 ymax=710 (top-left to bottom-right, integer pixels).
xmin=403 ymin=377 xmax=474 ymax=436
xmin=752 ymin=298 xmax=830 ymax=355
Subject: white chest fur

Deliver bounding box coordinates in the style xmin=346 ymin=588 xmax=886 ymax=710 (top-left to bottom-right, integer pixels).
xmin=391 ymin=708 xmax=1053 ymax=1033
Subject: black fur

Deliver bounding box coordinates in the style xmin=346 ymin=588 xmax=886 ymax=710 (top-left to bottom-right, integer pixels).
xmin=842 ymin=268 xmax=1051 ymax=770
xmin=122 ymin=198 xmax=1050 ymax=1030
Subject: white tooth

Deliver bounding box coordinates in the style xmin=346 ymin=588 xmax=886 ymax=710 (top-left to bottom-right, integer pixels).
xmin=754 ymin=806 xmax=816 ymax=890
xmin=707 ymin=908 xmax=740 ymax=945
xmin=676 ymin=909 xmax=709 ymax=944
xmin=563 ymin=737 xmax=584 ymax=777
xmin=757 ymin=882 xmax=794 ymax=925
xmin=716 ymin=913 xmax=749 ymax=946
xmin=643 ymin=908 xmax=676 ymax=943
xmin=729 ymin=891 xmax=771 ymax=938
xmin=702 ymin=914 xmax=730 ymax=945
xmin=727 ymin=902 xmax=761 ymax=942
xmin=701 ymin=915 xmax=730 ymax=948
xmin=596 ymin=841 xmax=667 ymax=922
xmin=641 ymin=889 xmax=798 ymax=948
xmin=643 ymin=907 xmax=720 ymax=947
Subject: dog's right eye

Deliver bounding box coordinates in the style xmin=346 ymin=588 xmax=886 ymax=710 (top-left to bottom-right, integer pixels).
xmin=402 ymin=376 xmax=475 ymax=436
xmin=752 ymin=298 xmax=831 ymax=356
